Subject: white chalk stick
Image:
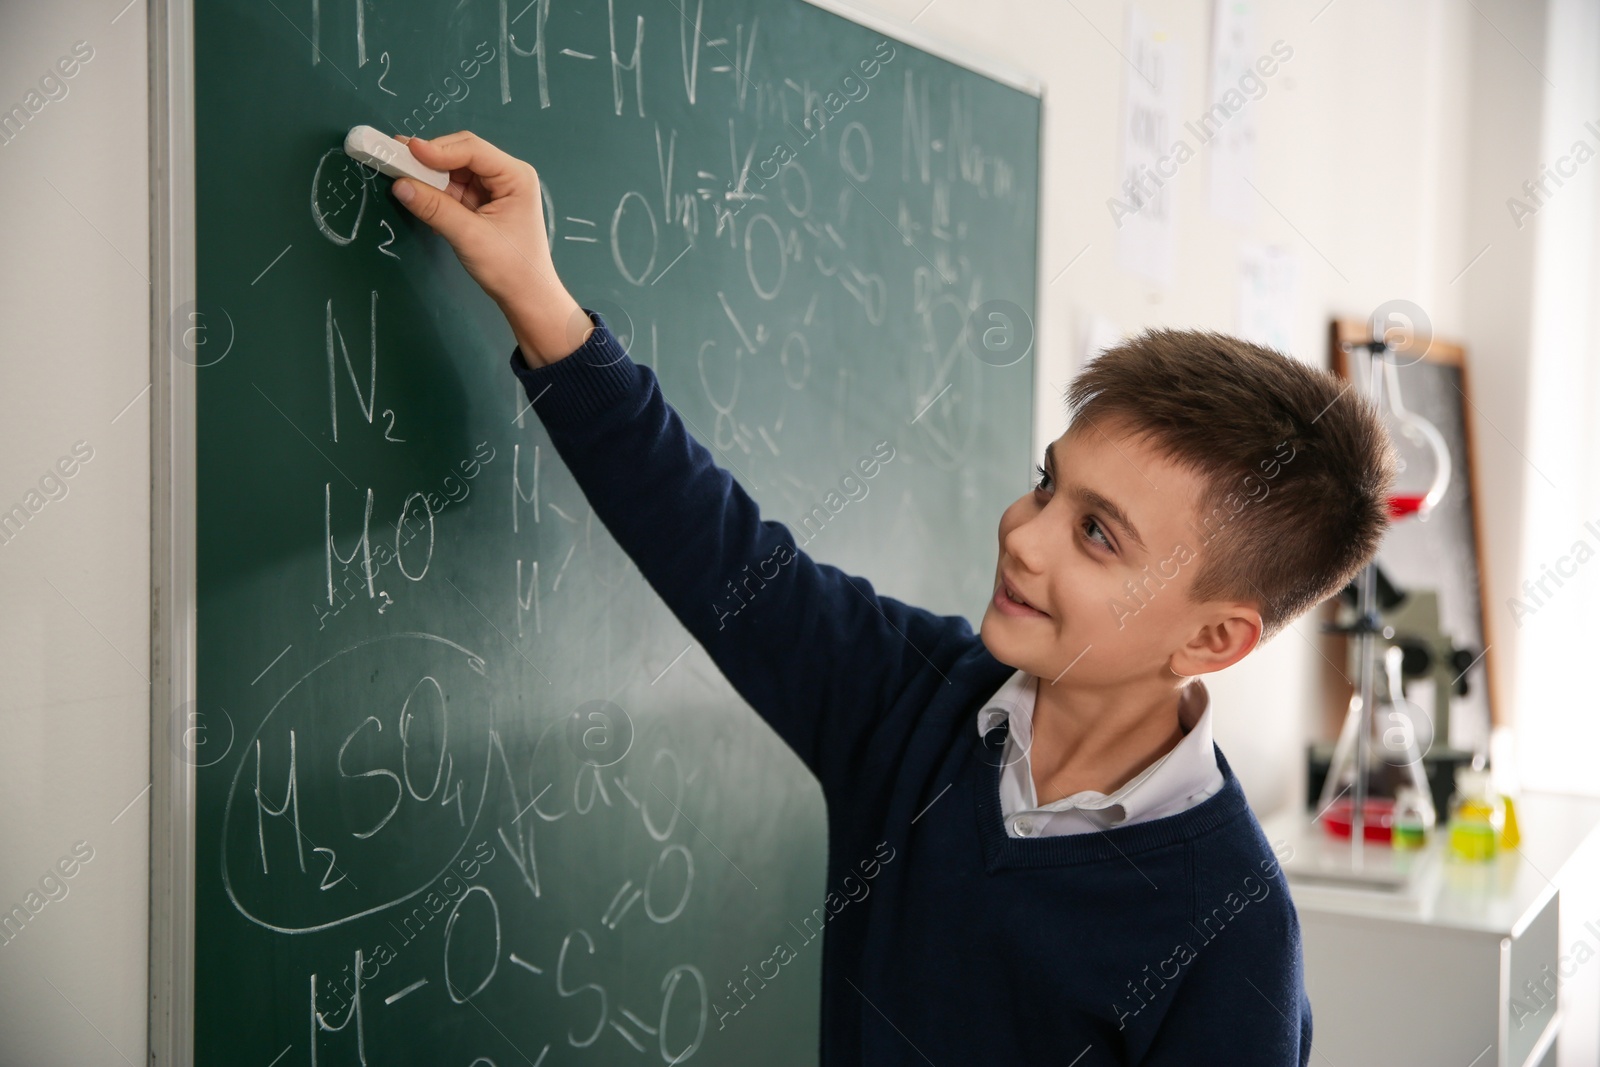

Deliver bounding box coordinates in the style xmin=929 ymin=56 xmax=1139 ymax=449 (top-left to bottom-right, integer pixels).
xmin=343 ymin=125 xmax=449 ymax=191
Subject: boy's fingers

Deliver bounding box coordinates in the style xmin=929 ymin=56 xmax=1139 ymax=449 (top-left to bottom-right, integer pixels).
xmin=403 ymin=131 xmax=530 ymax=191
xmin=392 ymin=177 xmax=477 ymax=243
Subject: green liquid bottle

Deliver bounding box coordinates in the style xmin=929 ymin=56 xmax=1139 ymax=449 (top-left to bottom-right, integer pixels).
xmin=1391 ymin=786 xmax=1428 ymax=850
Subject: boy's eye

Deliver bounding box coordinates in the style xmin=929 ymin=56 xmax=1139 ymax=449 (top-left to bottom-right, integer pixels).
xmin=1033 ymin=463 xmax=1052 ymax=492
xmin=1083 ymin=516 xmax=1114 ymax=552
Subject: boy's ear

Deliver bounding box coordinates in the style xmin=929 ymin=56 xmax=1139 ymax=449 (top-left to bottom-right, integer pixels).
xmin=1170 ymin=604 xmax=1261 ymax=677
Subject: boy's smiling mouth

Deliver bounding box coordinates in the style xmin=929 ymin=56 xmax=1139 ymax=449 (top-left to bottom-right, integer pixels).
xmin=994 ymin=573 xmax=1049 ymax=618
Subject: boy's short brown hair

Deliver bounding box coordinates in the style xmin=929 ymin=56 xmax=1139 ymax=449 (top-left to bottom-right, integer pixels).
xmin=1065 ymin=328 xmax=1398 ymax=644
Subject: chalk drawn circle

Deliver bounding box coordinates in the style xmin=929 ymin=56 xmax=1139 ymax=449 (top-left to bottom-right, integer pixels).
xmin=169 ymin=301 xmax=235 ymax=368
xmin=564 ymin=698 xmax=634 ymax=768
xmin=780 ymin=161 xmax=812 ymax=218
xmin=839 ymin=121 xmax=874 ymax=183
xmin=1369 ymin=299 xmax=1432 ymax=368
xmin=610 ymin=189 xmax=658 ymax=285
xmin=311 ymin=147 xmax=371 ymax=246
xmin=220 ymin=632 xmax=493 ymax=935
xmin=171 ymin=699 xmax=235 ymax=768
xmin=743 ymin=212 xmax=787 ymax=301
xmin=780 ymin=331 xmax=811 ymax=391
xmin=966 ymin=300 xmax=1033 ymax=368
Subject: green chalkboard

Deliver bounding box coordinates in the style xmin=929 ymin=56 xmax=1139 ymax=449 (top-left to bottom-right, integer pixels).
xmin=191 ymin=0 xmax=1038 ymax=1062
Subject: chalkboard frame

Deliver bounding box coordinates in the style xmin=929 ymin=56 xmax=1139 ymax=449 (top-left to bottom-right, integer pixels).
xmin=147 ymin=1 xmax=1046 ymax=1063
xmin=797 ymin=0 xmax=1041 ymax=95
xmin=149 ymin=0 xmax=198 ymax=1063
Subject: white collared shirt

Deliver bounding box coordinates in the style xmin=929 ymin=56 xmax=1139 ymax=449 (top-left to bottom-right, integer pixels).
xmin=975 ymin=669 xmax=1225 ymax=838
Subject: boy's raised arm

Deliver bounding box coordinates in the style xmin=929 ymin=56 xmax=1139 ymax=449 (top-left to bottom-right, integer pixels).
xmin=504 ymin=317 xmax=966 ymax=784
xmin=392 ymin=131 xmax=970 ymax=789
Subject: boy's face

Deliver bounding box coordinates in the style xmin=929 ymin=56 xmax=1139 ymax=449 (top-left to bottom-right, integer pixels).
xmin=979 ymin=418 xmax=1235 ymax=686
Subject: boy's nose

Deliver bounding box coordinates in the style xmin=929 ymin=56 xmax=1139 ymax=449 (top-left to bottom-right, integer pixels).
xmin=1002 ymin=512 xmax=1051 ymax=574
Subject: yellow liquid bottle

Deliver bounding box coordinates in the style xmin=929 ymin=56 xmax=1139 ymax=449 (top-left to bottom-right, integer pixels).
xmin=1448 ymin=768 xmax=1502 ymax=862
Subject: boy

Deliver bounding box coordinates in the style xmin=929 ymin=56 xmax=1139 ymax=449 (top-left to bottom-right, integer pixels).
xmin=392 ymin=130 xmax=1396 ymax=1065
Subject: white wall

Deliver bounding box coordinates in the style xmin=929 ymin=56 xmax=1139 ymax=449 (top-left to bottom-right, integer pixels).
xmin=0 ymin=0 xmax=1571 ymax=1061
xmin=0 ymin=2 xmax=152 ymax=1065
xmin=1511 ymin=0 xmax=1600 ymax=798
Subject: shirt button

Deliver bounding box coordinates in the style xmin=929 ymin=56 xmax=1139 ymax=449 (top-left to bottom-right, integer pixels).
xmin=1014 ymin=816 xmax=1034 ymax=836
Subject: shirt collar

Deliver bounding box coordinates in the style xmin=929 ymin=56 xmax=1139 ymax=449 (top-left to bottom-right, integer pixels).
xmin=975 ymin=667 xmax=1036 ymax=737
xmin=975 ymin=668 xmax=1218 ymax=824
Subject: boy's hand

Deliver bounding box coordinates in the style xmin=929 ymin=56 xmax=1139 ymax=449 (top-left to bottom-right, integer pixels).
xmin=390 ymin=131 xmax=593 ymax=367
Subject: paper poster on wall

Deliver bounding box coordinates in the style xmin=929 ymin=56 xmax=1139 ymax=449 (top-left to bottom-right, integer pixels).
xmin=1081 ymin=313 xmax=1124 ymax=366
xmin=1113 ymin=6 xmax=1182 ymax=288
xmin=1237 ymin=243 xmax=1297 ymax=357
xmin=1207 ymin=0 xmax=1258 ymax=227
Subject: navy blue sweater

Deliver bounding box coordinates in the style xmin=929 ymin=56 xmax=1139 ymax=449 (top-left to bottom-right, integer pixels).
xmin=510 ymin=312 xmax=1313 ymax=1066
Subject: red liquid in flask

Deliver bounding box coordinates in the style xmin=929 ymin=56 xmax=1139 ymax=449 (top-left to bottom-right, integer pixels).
xmin=1321 ymin=797 xmax=1394 ymax=843
xmin=1388 ymin=493 xmax=1426 ymax=519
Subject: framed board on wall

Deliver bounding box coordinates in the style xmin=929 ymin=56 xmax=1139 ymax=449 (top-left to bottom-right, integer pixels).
xmin=1317 ymin=319 xmax=1499 ymax=763
xmin=149 ymin=0 xmax=1043 ymax=1062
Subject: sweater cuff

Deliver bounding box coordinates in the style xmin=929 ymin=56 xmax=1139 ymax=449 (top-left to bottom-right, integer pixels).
xmin=507 ymin=309 xmax=640 ymax=429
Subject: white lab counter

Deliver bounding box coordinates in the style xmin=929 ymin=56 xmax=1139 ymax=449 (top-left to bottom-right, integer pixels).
xmin=1261 ymin=792 xmax=1600 ymax=1067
